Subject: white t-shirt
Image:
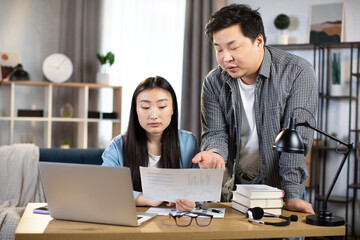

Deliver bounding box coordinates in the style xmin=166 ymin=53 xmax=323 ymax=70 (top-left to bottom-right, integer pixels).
xmin=236 ymin=78 xmax=260 ymax=183
xmin=148 ymin=153 xmax=161 ymax=168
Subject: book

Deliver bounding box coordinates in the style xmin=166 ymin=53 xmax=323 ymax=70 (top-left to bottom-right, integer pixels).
xmin=231 ymin=200 xmax=282 ymax=216
xmin=232 ymin=191 xmax=283 ymax=208
xmin=235 ymin=184 xmax=284 ymax=199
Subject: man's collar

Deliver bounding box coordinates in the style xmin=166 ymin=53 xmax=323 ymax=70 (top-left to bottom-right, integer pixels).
xmin=258 ymin=46 xmax=271 ymax=80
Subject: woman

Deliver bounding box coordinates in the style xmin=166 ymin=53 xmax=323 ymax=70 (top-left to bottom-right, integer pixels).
xmin=102 ymin=76 xmax=199 ymax=212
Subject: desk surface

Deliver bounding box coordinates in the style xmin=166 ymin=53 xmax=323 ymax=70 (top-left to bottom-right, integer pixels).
xmin=15 ymin=202 xmax=345 ymax=240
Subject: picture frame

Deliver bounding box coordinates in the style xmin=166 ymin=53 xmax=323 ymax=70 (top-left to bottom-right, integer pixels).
xmin=309 ymin=3 xmax=345 ymax=44
xmin=0 ymin=51 xmax=21 ymax=79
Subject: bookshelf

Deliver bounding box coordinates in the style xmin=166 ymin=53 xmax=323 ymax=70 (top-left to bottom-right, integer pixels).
xmin=0 ymin=81 xmax=121 ymax=148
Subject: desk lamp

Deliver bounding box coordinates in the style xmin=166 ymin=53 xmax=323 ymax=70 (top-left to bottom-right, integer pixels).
xmin=273 ymin=112 xmax=353 ymax=226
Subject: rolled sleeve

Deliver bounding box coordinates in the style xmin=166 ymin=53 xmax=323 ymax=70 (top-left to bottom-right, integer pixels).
xmin=200 ymin=71 xmax=230 ymax=162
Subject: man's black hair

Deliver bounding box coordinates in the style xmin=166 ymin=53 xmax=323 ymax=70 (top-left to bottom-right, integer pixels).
xmin=205 ymin=4 xmax=267 ymax=44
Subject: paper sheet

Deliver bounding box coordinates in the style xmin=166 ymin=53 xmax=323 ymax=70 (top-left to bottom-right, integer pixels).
xmin=146 ymin=206 xmax=226 ymax=218
xmin=140 ymin=167 xmax=224 ymax=202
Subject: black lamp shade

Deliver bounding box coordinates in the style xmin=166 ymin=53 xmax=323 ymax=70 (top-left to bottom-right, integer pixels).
xmin=273 ymin=116 xmax=305 ymax=154
xmin=9 ymin=64 xmax=30 ymax=81
xmin=273 ymin=128 xmax=305 ymax=154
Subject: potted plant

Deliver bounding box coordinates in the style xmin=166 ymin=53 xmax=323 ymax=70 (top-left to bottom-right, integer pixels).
xmin=330 ymin=52 xmax=343 ymax=96
xmin=96 ymin=51 xmax=115 ymax=85
xmin=274 ymin=14 xmax=290 ymax=44
xmin=60 ymin=139 xmax=70 ymax=149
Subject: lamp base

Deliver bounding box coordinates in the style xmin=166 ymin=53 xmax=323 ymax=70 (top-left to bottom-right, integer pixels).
xmin=306 ymin=210 xmax=345 ymax=226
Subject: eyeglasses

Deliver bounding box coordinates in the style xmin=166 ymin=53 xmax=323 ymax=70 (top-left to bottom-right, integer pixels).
xmin=169 ymin=212 xmax=213 ymax=227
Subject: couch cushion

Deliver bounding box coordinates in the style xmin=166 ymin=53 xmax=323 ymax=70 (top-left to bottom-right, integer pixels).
xmin=39 ymin=148 xmax=104 ymax=165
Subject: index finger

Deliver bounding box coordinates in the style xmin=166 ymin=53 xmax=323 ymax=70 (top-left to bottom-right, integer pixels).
xmin=192 ymin=153 xmax=202 ymax=164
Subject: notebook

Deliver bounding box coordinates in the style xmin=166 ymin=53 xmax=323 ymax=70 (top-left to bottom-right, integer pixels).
xmin=38 ymin=162 xmax=156 ymax=226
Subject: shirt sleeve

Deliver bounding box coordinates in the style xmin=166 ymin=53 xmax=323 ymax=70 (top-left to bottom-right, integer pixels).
xmin=101 ymin=135 xmax=142 ymax=199
xmin=179 ymin=130 xmax=200 ymax=168
xmin=200 ymin=72 xmax=230 ymax=162
xmin=279 ymin=62 xmax=318 ymax=200
xmin=101 ymin=137 xmax=123 ymax=167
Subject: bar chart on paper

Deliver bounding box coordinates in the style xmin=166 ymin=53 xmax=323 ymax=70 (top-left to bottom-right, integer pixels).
xmin=140 ymin=167 xmax=224 ymax=202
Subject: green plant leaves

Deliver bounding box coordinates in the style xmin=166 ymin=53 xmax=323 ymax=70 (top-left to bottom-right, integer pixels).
xmin=274 ymin=14 xmax=290 ymax=30
xmin=96 ymin=51 xmax=115 ymax=66
xmin=105 ymin=52 xmax=115 ymax=66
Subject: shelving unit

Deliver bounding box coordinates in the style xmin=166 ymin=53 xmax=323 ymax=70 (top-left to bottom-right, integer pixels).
xmin=321 ymin=43 xmax=360 ymax=236
xmin=0 ymin=81 xmax=121 ymax=148
xmin=273 ymin=42 xmax=360 ymax=236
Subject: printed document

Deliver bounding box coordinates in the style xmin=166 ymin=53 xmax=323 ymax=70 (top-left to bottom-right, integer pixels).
xmin=140 ymin=167 xmax=224 ymax=202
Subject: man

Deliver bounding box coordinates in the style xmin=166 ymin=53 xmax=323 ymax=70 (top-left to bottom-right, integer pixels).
xmin=192 ymin=4 xmax=317 ymax=214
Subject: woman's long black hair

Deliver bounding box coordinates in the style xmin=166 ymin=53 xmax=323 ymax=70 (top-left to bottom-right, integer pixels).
xmin=124 ymin=76 xmax=180 ymax=191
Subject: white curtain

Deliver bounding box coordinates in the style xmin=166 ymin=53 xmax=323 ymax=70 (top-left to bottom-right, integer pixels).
xmin=100 ymin=0 xmax=186 ymax=136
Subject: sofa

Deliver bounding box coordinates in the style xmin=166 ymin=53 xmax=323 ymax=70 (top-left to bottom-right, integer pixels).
xmin=0 ymin=144 xmax=105 ymax=240
xmin=39 ymin=148 xmax=105 ymax=165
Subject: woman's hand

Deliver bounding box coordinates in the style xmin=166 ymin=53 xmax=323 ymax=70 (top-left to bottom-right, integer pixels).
xmin=135 ymin=194 xmax=196 ymax=212
xmin=135 ymin=193 xmax=163 ymax=207
xmin=175 ymin=199 xmax=196 ymax=212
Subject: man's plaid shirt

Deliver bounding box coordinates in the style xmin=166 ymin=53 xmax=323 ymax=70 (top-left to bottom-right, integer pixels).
xmin=201 ymin=46 xmax=318 ymax=200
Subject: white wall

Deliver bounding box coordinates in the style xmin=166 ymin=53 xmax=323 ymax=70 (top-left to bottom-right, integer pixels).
xmin=0 ymin=0 xmax=62 ymax=81
xmin=228 ymin=0 xmax=360 ymax=44
xmin=0 ymin=0 xmax=62 ymax=147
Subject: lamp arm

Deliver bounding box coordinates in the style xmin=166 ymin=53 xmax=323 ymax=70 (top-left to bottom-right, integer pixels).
xmin=296 ymin=121 xmax=353 ymax=211
xmin=322 ymin=148 xmax=351 ymax=210
xmin=296 ymin=121 xmax=350 ymax=147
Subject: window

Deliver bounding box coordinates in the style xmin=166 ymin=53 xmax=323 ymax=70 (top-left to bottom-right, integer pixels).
xmin=99 ymin=0 xmax=186 ymax=137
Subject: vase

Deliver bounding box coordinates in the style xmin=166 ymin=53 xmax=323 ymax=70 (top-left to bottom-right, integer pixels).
xmin=277 ymin=34 xmax=288 ymax=45
xmin=330 ymin=84 xmax=343 ymax=96
xmin=60 ymin=103 xmax=74 ymax=118
xmin=96 ymin=72 xmax=109 ymax=85
xmin=60 ymin=144 xmax=70 ymax=149
xmin=96 ymin=65 xmax=110 ymax=85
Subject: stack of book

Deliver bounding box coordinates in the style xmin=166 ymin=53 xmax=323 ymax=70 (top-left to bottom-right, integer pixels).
xmin=231 ymin=184 xmax=284 ymax=215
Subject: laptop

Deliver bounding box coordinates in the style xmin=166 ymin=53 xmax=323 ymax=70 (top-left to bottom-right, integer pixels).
xmin=38 ymin=162 xmax=156 ymax=226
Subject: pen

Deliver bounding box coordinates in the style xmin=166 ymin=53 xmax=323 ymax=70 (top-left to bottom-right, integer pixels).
xmin=196 ymin=207 xmax=208 ymax=211
xmin=211 ymin=209 xmax=222 ymax=213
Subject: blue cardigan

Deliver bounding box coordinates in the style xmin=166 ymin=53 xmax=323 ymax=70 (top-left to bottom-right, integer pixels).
xmin=102 ymin=130 xmax=199 ymax=199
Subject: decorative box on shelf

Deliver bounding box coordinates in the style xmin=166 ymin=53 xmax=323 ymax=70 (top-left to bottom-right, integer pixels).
xmin=88 ymin=111 xmax=100 ymax=119
xmin=102 ymin=112 xmax=117 ymax=119
xmin=18 ymin=109 xmax=44 ymax=117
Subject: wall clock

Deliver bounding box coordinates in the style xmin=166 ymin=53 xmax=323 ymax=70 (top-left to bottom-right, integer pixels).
xmin=42 ymin=53 xmax=73 ymax=83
